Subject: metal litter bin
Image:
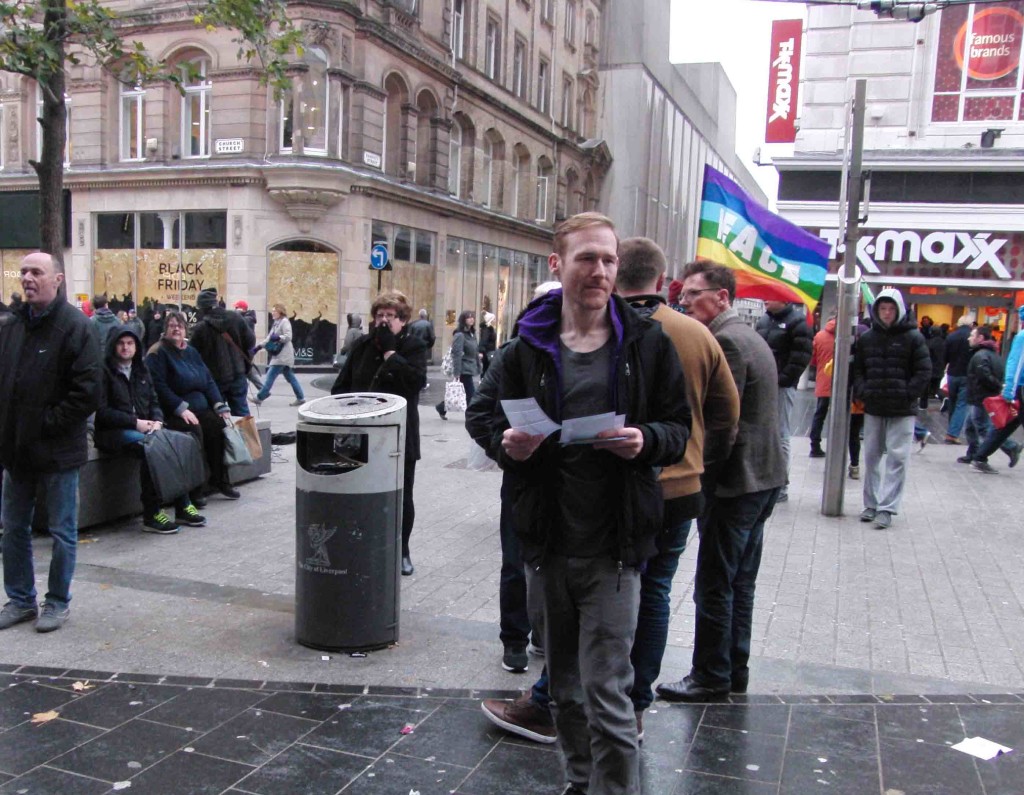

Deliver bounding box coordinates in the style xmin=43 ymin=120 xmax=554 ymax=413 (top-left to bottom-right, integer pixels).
xmin=295 ymin=393 xmax=407 ymax=651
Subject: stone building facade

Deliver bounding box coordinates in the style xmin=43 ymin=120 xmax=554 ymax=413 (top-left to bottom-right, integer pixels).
xmin=0 ymin=0 xmax=609 ymax=363
xmin=774 ymin=4 xmax=1024 ymax=333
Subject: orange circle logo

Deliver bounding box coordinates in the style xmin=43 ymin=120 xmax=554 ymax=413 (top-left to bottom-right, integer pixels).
xmin=954 ymin=6 xmax=1024 ymax=81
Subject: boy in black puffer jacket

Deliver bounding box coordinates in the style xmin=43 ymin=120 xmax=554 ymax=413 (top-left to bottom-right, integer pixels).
xmin=95 ymin=327 xmax=206 ymax=534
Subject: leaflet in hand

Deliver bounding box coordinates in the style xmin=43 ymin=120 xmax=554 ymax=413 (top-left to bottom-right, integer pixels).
xmin=500 ymin=399 xmax=625 ymax=444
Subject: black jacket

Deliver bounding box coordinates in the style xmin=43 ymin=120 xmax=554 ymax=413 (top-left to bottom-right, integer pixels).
xmin=0 ymin=295 xmax=101 ymax=473
xmin=189 ymin=307 xmax=255 ymax=383
xmin=966 ymin=342 xmax=1004 ymax=406
xmin=945 ymin=325 xmax=972 ymax=377
xmin=406 ymin=318 xmax=436 ymax=350
xmin=756 ymin=304 xmax=812 ymax=388
xmin=95 ymin=326 xmax=163 ymax=450
xmin=331 ymin=326 xmax=428 ymax=460
xmin=465 ymin=291 xmax=691 ymax=566
xmin=852 ymin=290 xmax=932 ymax=417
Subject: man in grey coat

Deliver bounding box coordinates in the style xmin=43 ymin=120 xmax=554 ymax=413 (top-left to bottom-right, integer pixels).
xmin=658 ymin=260 xmax=785 ymax=701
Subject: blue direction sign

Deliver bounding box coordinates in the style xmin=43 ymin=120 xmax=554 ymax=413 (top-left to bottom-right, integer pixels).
xmin=370 ymin=243 xmax=389 ymax=271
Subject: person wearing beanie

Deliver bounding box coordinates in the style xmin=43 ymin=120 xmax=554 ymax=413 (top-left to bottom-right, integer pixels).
xmin=851 ymin=289 xmax=931 ymax=529
xmin=189 ymin=288 xmax=256 ymax=416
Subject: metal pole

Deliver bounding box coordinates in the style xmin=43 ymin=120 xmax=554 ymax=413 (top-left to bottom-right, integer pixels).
xmin=821 ymin=79 xmax=866 ymax=517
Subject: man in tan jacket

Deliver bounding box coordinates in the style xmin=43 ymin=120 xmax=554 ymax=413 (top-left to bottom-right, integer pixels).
xmin=616 ymin=237 xmax=739 ymax=726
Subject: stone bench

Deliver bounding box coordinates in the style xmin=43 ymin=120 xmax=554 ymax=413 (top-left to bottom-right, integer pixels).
xmin=32 ymin=418 xmax=272 ymax=530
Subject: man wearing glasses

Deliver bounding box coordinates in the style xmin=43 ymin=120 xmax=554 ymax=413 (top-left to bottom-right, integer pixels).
xmin=658 ymin=260 xmax=784 ymax=701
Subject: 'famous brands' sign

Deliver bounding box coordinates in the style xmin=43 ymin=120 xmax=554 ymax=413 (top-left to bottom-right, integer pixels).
xmin=818 ymin=228 xmax=1011 ymax=279
xmin=955 ymin=6 xmax=1024 ymax=81
xmin=765 ymin=19 xmax=803 ymax=144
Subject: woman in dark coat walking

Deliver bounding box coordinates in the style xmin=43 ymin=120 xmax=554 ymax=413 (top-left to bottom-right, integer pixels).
xmin=331 ymin=291 xmax=427 ymax=576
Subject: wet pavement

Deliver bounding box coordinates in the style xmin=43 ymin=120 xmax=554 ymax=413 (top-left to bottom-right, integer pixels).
xmin=1 ymin=371 xmax=1023 ymax=793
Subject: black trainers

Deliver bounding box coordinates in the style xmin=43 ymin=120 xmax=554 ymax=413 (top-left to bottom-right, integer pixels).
xmin=35 ymin=602 xmax=70 ymax=633
xmin=217 ymin=483 xmax=241 ymax=499
xmin=502 ymin=645 xmax=529 ymax=673
xmin=143 ymin=512 xmax=180 ymax=534
xmin=0 ymin=602 xmax=38 ymax=630
xmin=971 ymin=460 xmax=998 ymax=475
xmin=175 ymin=504 xmax=207 ymax=527
xmin=1009 ymin=446 xmax=1022 ymax=469
xmin=809 ymin=446 xmax=826 ymax=458
xmin=956 ymin=456 xmax=972 ymax=464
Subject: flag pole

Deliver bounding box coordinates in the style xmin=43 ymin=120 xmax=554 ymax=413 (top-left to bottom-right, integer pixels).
xmin=822 ymin=79 xmax=866 ymax=517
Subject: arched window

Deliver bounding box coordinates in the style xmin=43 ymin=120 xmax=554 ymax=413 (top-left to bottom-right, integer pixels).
xmin=565 ymin=168 xmax=580 ymax=217
xmin=382 ymin=72 xmax=410 ymax=176
xmin=511 ymin=144 xmax=530 ymax=219
xmin=482 ymin=129 xmax=505 ymax=210
xmin=181 ymin=58 xmax=212 ymax=158
xmin=415 ymin=89 xmax=439 ymax=187
xmin=448 ymin=118 xmax=462 ymax=196
xmin=580 ymin=89 xmax=596 ymax=140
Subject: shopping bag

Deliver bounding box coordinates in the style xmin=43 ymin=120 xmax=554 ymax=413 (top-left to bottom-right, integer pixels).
xmin=234 ymin=415 xmax=263 ymax=461
xmin=444 ymin=379 xmax=467 ymax=413
xmin=939 ymin=371 xmax=949 ymax=398
xmin=441 ymin=346 xmax=455 ymax=377
xmin=983 ymin=395 xmax=1020 ymax=430
xmin=141 ymin=429 xmax=207 ymax=504
xmin=223 ymin=417 xmax=255 ymax=466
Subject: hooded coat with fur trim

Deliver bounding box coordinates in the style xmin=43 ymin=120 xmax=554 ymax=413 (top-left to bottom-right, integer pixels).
xmin=852 ymin=289 xmax=931 ymax=417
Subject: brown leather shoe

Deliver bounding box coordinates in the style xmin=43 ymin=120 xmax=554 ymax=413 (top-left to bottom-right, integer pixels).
xmin=481 ymin=693 xmax=556 ymax=744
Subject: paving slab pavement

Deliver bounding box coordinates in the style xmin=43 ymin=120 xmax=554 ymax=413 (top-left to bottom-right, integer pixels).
xmin=2 ymin=372 xmax=1023 ymax=699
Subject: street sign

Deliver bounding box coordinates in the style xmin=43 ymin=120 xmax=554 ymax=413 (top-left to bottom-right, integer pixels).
xmin=370 ymin=243 xmax=389 ymax=271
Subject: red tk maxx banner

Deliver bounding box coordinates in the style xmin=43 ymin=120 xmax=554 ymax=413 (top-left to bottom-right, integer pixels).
xmin=765 ymin=19 xmax=803 ymax=143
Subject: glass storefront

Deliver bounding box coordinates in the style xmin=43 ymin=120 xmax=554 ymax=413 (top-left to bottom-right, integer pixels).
xmin=371 ymin=221 xmax=437 ymax=323
xmin=93 ymin=211 xmax=227 ymax=325
xmin=267 ymin=241 xmax=340 ymax=366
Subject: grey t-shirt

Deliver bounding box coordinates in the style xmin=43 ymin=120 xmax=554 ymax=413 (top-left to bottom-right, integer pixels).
xmin=554 ymin=337 xmax=617 ymax=558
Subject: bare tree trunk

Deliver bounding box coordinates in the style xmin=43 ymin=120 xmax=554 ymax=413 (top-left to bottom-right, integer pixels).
xmin=32 ymin=0 xmax=68 ymax=269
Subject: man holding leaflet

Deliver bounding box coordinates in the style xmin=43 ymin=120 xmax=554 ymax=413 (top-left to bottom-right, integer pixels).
xmin=467 ymin=212 xmax=690 ymax=795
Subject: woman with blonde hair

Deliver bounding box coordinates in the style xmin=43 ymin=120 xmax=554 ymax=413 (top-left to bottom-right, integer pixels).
xmin=253 ymin=303 xmax=305 ymax=407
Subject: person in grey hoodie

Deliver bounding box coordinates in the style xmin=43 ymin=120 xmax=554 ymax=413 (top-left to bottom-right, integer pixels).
xmin=90 ymin=294 xmax=120 ymax=347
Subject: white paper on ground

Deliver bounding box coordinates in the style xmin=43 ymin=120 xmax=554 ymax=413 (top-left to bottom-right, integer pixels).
xmin=951 ymin=736 xmax=1012 ymax=760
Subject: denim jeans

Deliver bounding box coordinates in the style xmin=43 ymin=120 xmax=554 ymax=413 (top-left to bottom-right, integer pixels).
xmin=257 ymin=365 xmax=305 ymax=402
xmin=975 ymin=386 xmax=1024 ymax=463
xmin=965 ymin=403 xmax=1019 ymax=461
xmin=809 ymin=396 xmax=830 ymax=448
xmin=221 ymin=373 xmax=251 ymax=416
xmin=629 ymin=519 xmax=692 ymax=711
xmin=498 ymin=475 xmax=531 ymax=649
xmin=2 ymin=468 xmax=80 ymax=609
xmin=691 ymin=488 xmax=778 ymax=690
xmin=947 ymin=376 xmax=968 ymax=437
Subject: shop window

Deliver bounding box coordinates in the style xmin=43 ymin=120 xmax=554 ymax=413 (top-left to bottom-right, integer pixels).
xmin=185 ymin=212 xmax=227 ymax=248
xmin=268 ymin=240 xmax=340 ymax=365
xmin=96 ymin=213 xmax=135 ymax=249
xmin=120 ymin=84 xmax=146 ymax=161
xmin=37 ymin=85 xmax=72 ymax=166
xmin=395 ymin=226 xmax=413 ymax=261
xmin=181 ymin=59 xmax=212 ymax=158
xmin=415 ymin=232 xmax=433 ymax=264
xmin=931 ymin=2 xmax=1024 ymax=122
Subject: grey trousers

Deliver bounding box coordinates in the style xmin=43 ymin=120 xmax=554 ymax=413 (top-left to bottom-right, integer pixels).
xmin=777 ymin=386 xmax=796 ymax=491
xmin=542 ymin=555 xmax=641 ymax=795
xmin=863 ymin=414 xmax=915 ymax=515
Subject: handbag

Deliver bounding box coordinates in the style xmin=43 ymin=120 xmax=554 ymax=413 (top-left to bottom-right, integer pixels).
xmin=444 ymin=379 xmax=467 ymax=413
xmin=141 ymin=429 xmax=207 ymax=504
xmin=234 ymin=415 xmax=263 ymax=461
xmin=264 ymin=338 xmax=284 ymax=356
xmin=939 ymin=371 xmax=949 ymax=398
xmin=983 ymin=395 xmax=1019 ymax=430
xmin=223 ymin=417 xmax=255 ymax=466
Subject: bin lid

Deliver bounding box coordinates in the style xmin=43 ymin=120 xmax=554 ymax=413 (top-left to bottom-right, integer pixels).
xmin=299 ymin=393 xmax=407 ymax=425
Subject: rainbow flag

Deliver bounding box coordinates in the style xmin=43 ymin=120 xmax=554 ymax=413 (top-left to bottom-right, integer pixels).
xmin=696 ymin=165 xmax=829 ymax=312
